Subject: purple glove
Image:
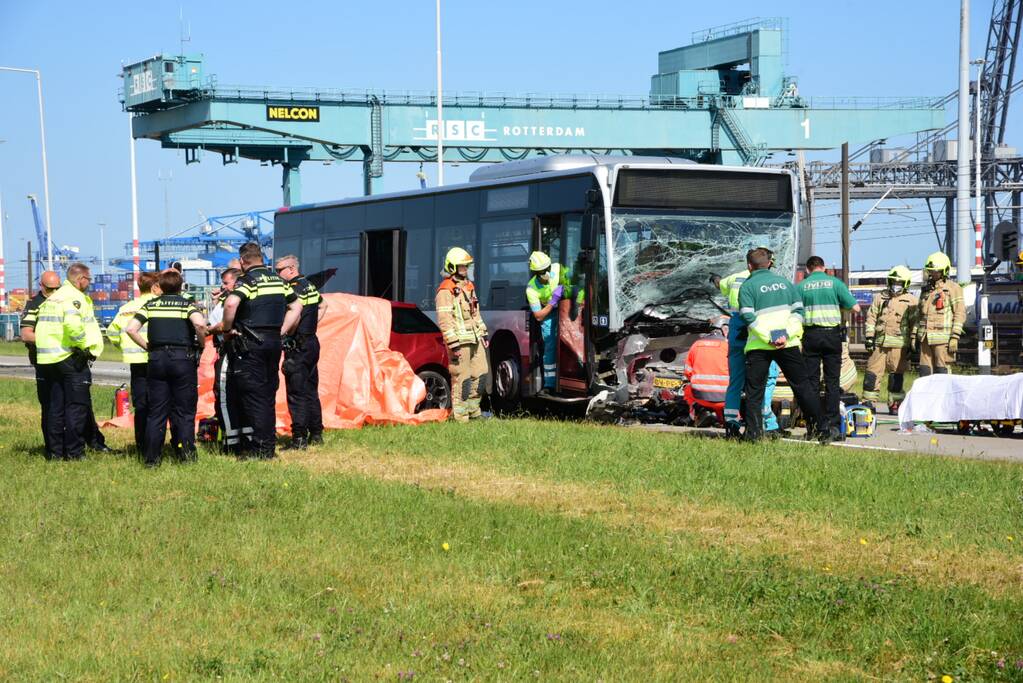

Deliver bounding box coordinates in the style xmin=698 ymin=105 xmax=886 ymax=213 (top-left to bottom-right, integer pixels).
xmin=548 ymin=285 xmax=564 ymax=308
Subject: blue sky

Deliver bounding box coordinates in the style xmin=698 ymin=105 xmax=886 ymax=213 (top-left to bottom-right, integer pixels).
xmin=0 ymin=0 xmax=1005 ymax=287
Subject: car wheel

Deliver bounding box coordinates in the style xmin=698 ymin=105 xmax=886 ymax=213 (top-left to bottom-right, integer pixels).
xmin=416 ymin=370 xmax=451 ymax=412
xmin=490 ymin=352 xmax=522 ymax=415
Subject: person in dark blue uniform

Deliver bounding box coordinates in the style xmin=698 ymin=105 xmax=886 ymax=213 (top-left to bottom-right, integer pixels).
xmin=126 ymin=269 xmax=207 ymax=467
xmin=221 ymin=242 xmax=302 ymax=460
xmin=274 ymin=254 xmax=326 ymax=450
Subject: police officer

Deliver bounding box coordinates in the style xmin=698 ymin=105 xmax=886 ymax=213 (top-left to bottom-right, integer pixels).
xmin=738 ymin=248 xmax=825 ymax=442
xmin=21 ymin=271 xmax=63 ymax=458
xmin=208 ymin=267 xmax=244 ymax=451
xmin=863 ymin=265 xmax=917 ymax=413
xmin=126 ymin=269 xmax=207 ymax=467
xmin=797 ymin=256 xmax=860 ymax=440
xmin=275 ymin=254 xmax=326 ymax=450
xmin=915 ymin=252 xmax=965 ymax=376
xmin=106 ymin=271 xmax=159 ymax=454
xmin=525 ymin=251 xmax=564 ymax=392
xmin=221 ymin=242 xmax=302 ymax=459
xmin=436 ymin=247 xmax=489 ymax=422
xmin=33 ymin=263 xmax=105 ymax=460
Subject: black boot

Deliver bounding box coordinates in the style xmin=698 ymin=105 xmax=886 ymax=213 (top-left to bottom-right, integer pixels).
xmin=308 ymin=432 xmax=324 ymax=446
xmin=284 ymin=436 xmax=308 ymax=451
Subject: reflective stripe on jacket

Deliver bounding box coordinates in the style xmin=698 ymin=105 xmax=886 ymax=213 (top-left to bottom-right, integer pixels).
xmin=797 ymin=272 xmax=857 ymax=327
xmin=683 ymin=336 xmax=729 ymax=404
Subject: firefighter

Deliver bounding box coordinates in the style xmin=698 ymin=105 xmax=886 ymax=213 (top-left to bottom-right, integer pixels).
xmin=797 ymin=256 xmax=861 ymax=440
xmin=863 ymin=265 xmax=918 ymax=412
xmin=126 ymin=269 xmax=207 ymax=467
xmin=715 ymin=258 xmax=781 ymax=438
xmin=275 ymin=254 xmax=326 ymax=450
xmin=33 ymin=263 xmax=106 ymax=460
xmin=525 ymin=251 xmax=564 ymax=392
xmin=208 ymin=267 xmax=244 ymax=451
xmin=436 ymin=247 xmax=489 ymax=422
xmin=915 ymin=252 xmax=965 ymax=376
xmin=682 ymin=316 xmax=730 ymax=426
xmin=106 ymin=271 xmax=159 ymax=454
xmin=221 ymin=242 xmax=302 ymax=459
xmin=738 ymin=248 xmax=825 ymax=442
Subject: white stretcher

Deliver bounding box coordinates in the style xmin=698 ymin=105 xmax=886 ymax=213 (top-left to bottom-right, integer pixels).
xmin=898 ymin=373 xmax=1023 ymax=431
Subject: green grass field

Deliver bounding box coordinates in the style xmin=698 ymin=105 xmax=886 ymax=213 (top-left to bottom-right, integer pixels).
xmin=1 ymin=376 xmax=1021 ymax=681
xmin=0 ymin=339 xmax=122 ymax=364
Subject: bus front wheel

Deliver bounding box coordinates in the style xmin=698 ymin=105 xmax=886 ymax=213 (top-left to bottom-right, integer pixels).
xmin=491 ymin=353 xmax=522 ymax=414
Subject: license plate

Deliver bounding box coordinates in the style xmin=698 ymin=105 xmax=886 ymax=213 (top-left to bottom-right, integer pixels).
xmin=652 ymin=377 xmax=683 ymax=390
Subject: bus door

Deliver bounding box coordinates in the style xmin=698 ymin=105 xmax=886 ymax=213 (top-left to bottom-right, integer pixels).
xmin=359 ymin=228 xmax=406 ymax=300
xmin=531 ymin=214 xmax=587 ymax=396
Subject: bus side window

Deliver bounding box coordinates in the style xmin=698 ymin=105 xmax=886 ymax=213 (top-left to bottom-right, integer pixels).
xmin=435 ymin=223 xmax=477 ymax=290
xmin=538 ymin=215 xmax=562 ymax=264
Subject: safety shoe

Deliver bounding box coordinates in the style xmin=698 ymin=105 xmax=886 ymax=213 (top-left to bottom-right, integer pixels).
xmin=284 ymin=437 xmax=309 ymax=451
xmin=887 ymin=400 xmax=901 ymax=415
xmin=724 ymin=421 xmax=743 ymax=439
xmin=765 ymin=429 xmax=792 ymax=440
xmin=308 ymin=433 xmax=324 ymax=446
xmin=89 ymin=443 xmax=114 ymax=454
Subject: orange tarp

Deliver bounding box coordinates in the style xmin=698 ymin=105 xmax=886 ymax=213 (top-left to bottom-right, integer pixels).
xmin=104 ymin=293 xmax=447 ymax=432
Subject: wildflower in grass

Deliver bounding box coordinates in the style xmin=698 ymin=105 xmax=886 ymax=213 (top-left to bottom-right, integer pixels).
xmin=997 ymin=659 xmax=1006 ymax=669
xmin=1008 ymin=535 xmax=1015 ymax=542
xmin=312 ymin=633 xmax=322 ymax=642
xmin=859 ymin=538 xmax=868 ymax=546
xmin=942 ymin=675 xmax=953 ymax=683
xmin=1016 ymin=659 xmax=1023 ymax=669
xmin=442 ymin=542 xmax=450 ymax=552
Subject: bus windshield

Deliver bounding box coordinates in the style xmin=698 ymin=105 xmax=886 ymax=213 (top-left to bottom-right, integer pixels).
xmin=610 ymin=208 xmax=797 ymax=325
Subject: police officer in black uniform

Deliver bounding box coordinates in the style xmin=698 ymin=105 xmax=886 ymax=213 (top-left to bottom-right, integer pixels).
xmin=275 ymin=254 xmax=326 ymax=450
xmin=22 ymin=270 xmax=112 ymax=458
xmin=126 ymin=269 xmax=207 ymax=467
xmin=221 ymin=242 xmax=302 ymax=460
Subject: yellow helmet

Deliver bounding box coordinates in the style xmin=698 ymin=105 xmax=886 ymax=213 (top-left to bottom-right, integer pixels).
xmin=529 ymin=251 xmax=552 ymax=272
xmin=887 ymin=265 xmax=912 ymax=288
xmin=443 ymin=247 xmax=473 ymax=275
xmin=1016 ymin=249 xmax=1023 ymax=267
xmin=923 ymin=251 xmax=951 ymax=276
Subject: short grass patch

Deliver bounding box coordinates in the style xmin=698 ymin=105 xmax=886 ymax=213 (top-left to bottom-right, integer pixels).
xmin=1 ymin=377 xmax=1021 ymax=681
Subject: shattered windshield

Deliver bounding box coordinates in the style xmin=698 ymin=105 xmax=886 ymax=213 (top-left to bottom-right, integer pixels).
xmin=611 ymin=209 xmax=796 ymax=324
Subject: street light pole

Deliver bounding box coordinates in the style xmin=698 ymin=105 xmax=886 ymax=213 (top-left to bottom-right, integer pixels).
xmin=0 ymin=66 xmax=54 ymax=270
xmin=972 ymin=58 xmax=992 ymax=374
xmin=435 ymin=0 xmax=444 ymax=186
xmin=97 ymin=223 xmax=106 ymax=275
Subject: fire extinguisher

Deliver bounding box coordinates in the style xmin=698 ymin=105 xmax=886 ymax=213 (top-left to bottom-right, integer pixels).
xmin=113 ymin=384 xmax=131 ymax=418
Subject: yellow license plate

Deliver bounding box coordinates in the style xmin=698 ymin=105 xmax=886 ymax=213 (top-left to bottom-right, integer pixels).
xmin=652 ymin=377 xmax=683 ymax=389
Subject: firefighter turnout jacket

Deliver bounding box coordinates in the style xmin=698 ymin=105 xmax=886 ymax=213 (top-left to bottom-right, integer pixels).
xmin=738 ymin=269 xmax=804 ymax=352
xmin=916 ymin=277 xmax=966 ymax=346
xmin=34 ymin=281 xmax=104 ymax=364
xmin=865 ymin=290 xmax=918 ymax=349
xmin=436 ymin=276 xmax=487 ymax=348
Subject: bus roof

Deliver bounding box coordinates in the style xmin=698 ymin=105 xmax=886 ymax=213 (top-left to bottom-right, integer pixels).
xmin=276 ymin=155 xmax=791 ymax=216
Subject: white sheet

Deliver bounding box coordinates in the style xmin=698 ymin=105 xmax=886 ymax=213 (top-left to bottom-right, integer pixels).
xmin=898 ymin=373 xmax=1023 ymax=429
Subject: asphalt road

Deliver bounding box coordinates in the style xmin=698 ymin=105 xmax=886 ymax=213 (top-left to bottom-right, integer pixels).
xmin=0 ymin=356 xmax=129 ymax=386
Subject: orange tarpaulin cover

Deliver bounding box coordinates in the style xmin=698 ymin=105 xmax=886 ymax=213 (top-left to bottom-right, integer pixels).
xmin=104 ymin=293 xmax=447 ymax=431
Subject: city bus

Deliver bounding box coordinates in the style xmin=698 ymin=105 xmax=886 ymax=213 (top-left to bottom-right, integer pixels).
xmin=274 ymin=155 xmax=799 ymax=413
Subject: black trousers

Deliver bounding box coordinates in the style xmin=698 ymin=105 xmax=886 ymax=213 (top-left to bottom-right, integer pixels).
xmin=38 ymin=356 xmax=92 ymax=459
xmin=143 ymin=347 xmax=198 ymax=465
xmin=34 ymin=365 xmax=53 ymax=457
xmin=801 ymin=327 xmax=843 ymax=431
xmin=744 ymin=346 xmax=824 ymax=440
xmin=233 ymin=331 xmax=282 ymax=457
xmin=214 ymin=349 xmax=245 ymax=450
xmin=129 ymin=363 xmax=149 ymax=454
xmin=283 ymin=335 xmax=323 ymax=440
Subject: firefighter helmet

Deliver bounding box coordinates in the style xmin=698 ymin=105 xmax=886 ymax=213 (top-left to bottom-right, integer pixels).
xmin=443 ymin=247 xmax=474 ymax=275
xmin=528 ymin=251 xmax=552 ymax=272
xmin=923 ymin=251 xmax=951 ymax=276
xmin=886 ymin=265 xmax=912 ymax=291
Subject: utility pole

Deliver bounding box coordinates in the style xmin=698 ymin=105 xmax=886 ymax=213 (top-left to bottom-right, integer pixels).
xmin=128 ymin=114 xmax=141 ymax=295
xmin=26 ymin=241 xmax=32 ymax=296
xmin=973 ymin=57 xmax=993 ymax=373
xmin=0 ymin=183 xmax=5 ymax=312
xmin=435 ymin=0 xmax=444 ymax=186
xmin=97 ymin=223 xmax=106 ymax=275
xmin=841 ymin=142 xmax=850 ymax=284
xmin=956 ymin=0 xmax=973 ymax=284
xmin=158 ymin=170 xmax=172 ymax=237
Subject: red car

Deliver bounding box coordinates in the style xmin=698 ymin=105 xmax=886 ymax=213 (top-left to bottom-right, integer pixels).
xmin=388 ymin=301 xmax=451 ymax=411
